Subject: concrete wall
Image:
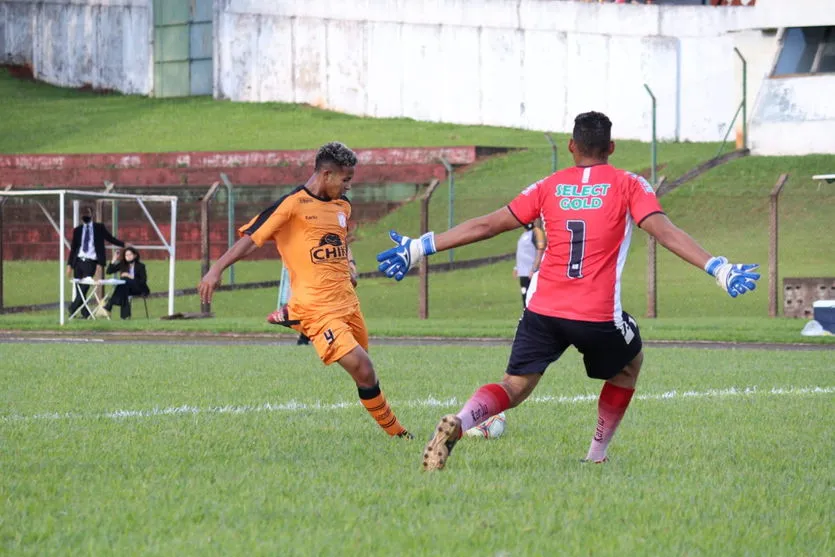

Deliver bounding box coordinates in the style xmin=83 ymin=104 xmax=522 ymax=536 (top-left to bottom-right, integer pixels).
xmin=214 ymin=0 xmax=756 ymax=142
xmin=731 ymin=28 xmax=780 ymax=128
xmin=749 ymin=75 xmax=835 ymax=155
xmin=731 ymin=0 xmax=835 ymax=30
xmin=1 ymin=1 xmax=35 ymax=65
xmin=3 ymin=0 xmax=833 ymax=153
xmin=0 ymin=0 xmax=152 ymax=95
xmin=730 ymin=0 xmax=835 ymax=155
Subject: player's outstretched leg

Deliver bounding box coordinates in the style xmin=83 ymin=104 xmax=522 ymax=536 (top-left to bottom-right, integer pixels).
xmin=358 ymin=382 xmax=412 ymax=439
xmin=584 ymin=352 xmax=642 ymax=463
xmin=422 ymin=414 xmax=462 ymax=471
xmin=457 ymin=383 xmax=512 ymax=433
xmin=423 ymin=383 xmax=513 ymax=471
xmin=339 ymin=346 xmax=412 ymax=438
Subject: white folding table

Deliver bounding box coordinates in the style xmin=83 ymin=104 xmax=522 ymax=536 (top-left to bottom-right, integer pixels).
xmin=69 ymin=278 xmax=126 ymax=320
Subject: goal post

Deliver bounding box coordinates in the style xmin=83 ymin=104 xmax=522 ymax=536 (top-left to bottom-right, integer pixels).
xmin=0 ymin=189 xmax=178 ymax=325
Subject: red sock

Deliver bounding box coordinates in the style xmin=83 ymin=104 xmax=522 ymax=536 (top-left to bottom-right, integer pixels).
xmin=586 ymin=382 xmax=635 ymax=462
xmin=456 ymin=383 xmax=511 ymax=434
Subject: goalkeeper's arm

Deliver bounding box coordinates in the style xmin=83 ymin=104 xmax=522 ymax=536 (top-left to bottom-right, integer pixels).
xmin=638 ymin=213 xmax=711 ymax=269
xmin=432 ymin=207 xmax=522 ymax=252
xmin=376 ymin=207 xmax=522 ymax=281
xmin=639 ymin=213 xmax=759 ymax=297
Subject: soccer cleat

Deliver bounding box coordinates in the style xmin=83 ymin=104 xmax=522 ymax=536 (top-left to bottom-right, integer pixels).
xmin=266 ymin=310 xmax=285 ymax=324
xmin=422 ymin=414 xmax=462 ymax=471
xmin=580 ymin=457 xmax=609 ymax=464
xmin=397 ymin=430 xmax=415 ymax=440
xmin=267 ymin=306 xmax=300 ymax=327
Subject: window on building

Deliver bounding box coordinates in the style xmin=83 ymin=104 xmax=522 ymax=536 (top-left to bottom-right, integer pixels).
xmin=816 ymin=30 xmax=835 ymax=73
xmin=773 ymin=26 xmax=835 ymax=76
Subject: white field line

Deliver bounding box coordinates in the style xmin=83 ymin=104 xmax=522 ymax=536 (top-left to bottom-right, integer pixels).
xmin=1 ymin=386 xmax=832 ymax=424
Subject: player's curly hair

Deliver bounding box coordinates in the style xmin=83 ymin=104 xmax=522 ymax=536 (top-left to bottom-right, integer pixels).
xmin=315 ymin=141 xmax=358 ymax=170
xmin=572 ymin=111 xmax=612 ymax=158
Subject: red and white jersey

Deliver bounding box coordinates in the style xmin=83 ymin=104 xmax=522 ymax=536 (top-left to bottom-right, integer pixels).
xmin=508 ymin=164 xmax=663 ymax=323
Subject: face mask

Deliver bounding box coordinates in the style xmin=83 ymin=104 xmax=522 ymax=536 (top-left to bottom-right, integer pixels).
xmin=82 ymin=216 xmax=92 ymax=223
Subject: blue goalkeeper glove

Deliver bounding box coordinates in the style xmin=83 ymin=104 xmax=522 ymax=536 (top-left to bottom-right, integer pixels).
xmin=705 ymin=256 xmax=760 ymax=298
xmin=376 ymin=230 xmax=437 ymax=281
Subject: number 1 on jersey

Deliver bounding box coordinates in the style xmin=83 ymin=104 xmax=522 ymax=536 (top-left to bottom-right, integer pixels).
xmin=566 ymin=220 xmax=586 ymax=279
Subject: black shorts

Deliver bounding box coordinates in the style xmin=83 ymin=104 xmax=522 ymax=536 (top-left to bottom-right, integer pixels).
xmin=506 ymin=309 xmax=642 ymax=380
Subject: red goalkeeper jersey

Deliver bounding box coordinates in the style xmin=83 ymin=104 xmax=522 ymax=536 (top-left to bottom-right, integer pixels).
xmin=507 ymin=164 xmax=663 ymax=323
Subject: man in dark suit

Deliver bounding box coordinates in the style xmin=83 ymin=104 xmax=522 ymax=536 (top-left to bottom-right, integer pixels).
xmin=67 ymin=205 xmax=125 ymax=318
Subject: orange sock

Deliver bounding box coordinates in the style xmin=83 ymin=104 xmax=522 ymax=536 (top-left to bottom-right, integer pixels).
xmin=358 ymin=383 xmax=408 ymax=436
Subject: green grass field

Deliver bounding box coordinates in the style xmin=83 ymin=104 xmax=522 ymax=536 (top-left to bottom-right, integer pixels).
xmin=1 ymin=341 xmax=832 ymax=555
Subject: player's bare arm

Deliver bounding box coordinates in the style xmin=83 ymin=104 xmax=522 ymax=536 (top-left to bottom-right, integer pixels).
xmin=639 ymin=212 xmax=760 ymax=298
xmin=376 ymin=207 xmax=520 ymax=280
xmin=433 ymin=207 xmax=521 ymax=252
xmin=347 ymin=246 xmax=358 ymax=287
xmin=639 ymin=213 xmax=712 ymax=269
xmin=532 ymin=248 xmax=545 ymax=274
xmin=531 ymin=227 xmax=546 ymax=273
xmin=198 ymin=235 xmax=258 ymax=302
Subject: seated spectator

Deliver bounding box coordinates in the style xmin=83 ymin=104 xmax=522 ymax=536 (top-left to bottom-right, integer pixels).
xmin=101 ymin=247 xmax=150 ymax=319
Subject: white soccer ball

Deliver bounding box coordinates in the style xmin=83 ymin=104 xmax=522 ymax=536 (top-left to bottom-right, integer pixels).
xmin=465 ymin=412 xmax=507 ymax=439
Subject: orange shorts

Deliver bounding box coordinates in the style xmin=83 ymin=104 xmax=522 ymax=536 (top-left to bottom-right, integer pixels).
xmin=294 ymin=306 xmax=369 ymax=365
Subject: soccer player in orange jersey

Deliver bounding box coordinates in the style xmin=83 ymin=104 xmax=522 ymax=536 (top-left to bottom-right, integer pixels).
xmin=198 ymin=142 xmax=413 ymax=439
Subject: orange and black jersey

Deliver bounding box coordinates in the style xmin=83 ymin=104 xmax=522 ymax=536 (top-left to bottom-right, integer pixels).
xmin=239 ymin=186 xmax=356 ymax=319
